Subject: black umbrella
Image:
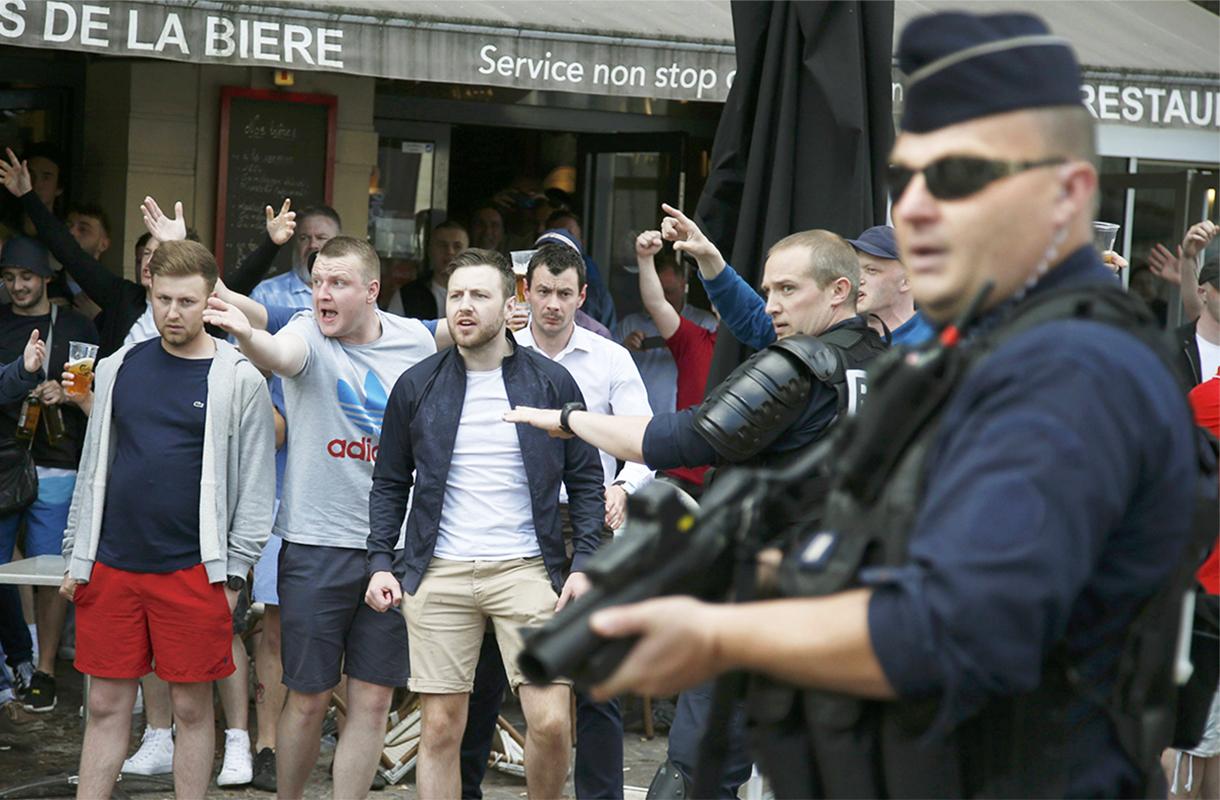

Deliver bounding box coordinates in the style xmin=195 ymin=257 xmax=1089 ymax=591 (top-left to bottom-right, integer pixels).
xmin=696 ymin=0 xmax=894 ymax=379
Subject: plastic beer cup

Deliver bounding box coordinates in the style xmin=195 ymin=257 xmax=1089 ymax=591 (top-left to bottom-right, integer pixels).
xmin=64 ymin=341 xmax=98 ymax=399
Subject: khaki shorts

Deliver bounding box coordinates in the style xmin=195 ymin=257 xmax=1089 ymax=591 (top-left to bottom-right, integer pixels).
xmin=403 ymin=556 xmax=568 ymax=693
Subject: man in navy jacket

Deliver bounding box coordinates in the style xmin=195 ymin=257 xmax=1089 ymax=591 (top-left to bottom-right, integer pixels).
xmin=365 ymin=247 xmax=604 ymax=800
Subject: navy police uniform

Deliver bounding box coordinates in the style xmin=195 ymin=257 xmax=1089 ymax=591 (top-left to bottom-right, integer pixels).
xmin=748 ymin=12 xmax=1203 ymax=798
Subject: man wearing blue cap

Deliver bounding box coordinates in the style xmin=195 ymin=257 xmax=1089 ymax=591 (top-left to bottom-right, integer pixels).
xmin=849 ymin=225 xmax=934 ymax=345
xmin=576 ymin=11 xmax=1203 ymax=798
xmin=681 ymin=208 xmax=932 ymax=347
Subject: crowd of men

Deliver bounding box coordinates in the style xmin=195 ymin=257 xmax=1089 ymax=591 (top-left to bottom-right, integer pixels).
xmin=0 ymin=8 xmax=1216 ymax=800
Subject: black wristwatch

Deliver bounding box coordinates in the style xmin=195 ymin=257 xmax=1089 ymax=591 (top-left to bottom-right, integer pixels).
xmin=559 ymin=401 xmax=586 ymax=435
xmin=226 ymin=575 xmax=246 ymax=592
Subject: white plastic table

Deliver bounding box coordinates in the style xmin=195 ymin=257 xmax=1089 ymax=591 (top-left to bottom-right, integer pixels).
xmin=0 ymin=554 xmax=66 ymax=587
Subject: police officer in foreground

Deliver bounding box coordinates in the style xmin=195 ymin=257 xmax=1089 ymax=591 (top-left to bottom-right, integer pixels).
xmin=574 ymin=12 xmax=1203 ymax=798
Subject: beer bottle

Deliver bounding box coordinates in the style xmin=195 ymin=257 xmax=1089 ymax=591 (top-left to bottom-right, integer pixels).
xmin=43 ymin=403 xmax=65 ymax=444
xmin=15 ymin=393 xmax=41 ymax=441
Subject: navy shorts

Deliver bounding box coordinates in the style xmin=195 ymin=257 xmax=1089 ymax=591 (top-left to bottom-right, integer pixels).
xmin=277 ymin=541 xmax=409 ymax=693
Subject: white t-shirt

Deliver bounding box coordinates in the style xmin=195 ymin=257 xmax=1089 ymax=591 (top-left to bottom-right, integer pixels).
xmin=434 ymin=367 xmax=540 ymax=560
xmin=274 ymin=309 xmax=436 ymax=549
xmin=123 ymin=305 xmax=159 ymax=346
xmin=1197 ymin=332 xmax=1220 ymax=383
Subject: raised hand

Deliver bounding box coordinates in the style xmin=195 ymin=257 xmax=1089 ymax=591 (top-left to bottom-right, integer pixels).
xmin=1147 ymin=243 xmax=1182 ymax=285
xmin=635 ymin=230 xmax=664 ymax=260
xmin=660 ymin=203 xmax=720 ymax=262
xmin=141 ymin=196 xmax=188 ymax=242
xmin=22 ymin=328 xmax=44 ymax=373
xmin=0 ymin=148 xmax=32 ymax=197
xmin=1182 ymin=220 xmax=1218 ymax=261
xmin=265 ymin=198 xmax=296 ymax=246
xmin=201 ymin=295 xmax=253 ymax=341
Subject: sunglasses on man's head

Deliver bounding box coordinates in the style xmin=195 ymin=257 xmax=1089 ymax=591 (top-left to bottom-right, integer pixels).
xmin=887 ymin=156 xmax=1067 ymax=202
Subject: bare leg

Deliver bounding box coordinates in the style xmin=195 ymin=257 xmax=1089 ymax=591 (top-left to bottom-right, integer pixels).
xmin=332 ymin=678 xmax=393 ymax=799
xmin=519 ymin=684 xmax=572 ymax=800
xmin=142 ymin=672 xmax=172 ymax=728
xmin=34 ymin=587 xmax=67 ymax=676
xmin=76 ymin=677 xmax=138 ymax=799
xmin=218 ymin=636 xmax=249 ymax=730
xmin=254 ymin=606 xmax=286 ymax=751
xmin=1201 ymin=754 xmax=1220 ymax=800
xmin=334 ymin=674 xmax=348 ymax=736
xmin=168 ymin=681 xmax=214 ymax=799
xmin=275 ymin=689 xmax=331 ymax=800
xmin=417 ymin=693 xmax=468 ymax=800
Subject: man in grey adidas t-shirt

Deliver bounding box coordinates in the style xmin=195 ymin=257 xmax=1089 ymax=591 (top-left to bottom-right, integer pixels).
xmin=207 ymin=236 xmax=439 ymax=800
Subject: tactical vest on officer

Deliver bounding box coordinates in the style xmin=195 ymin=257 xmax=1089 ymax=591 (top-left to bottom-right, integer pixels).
xmin=692 ymin=321 xmax=887 ymax=469
xmin=749 ymin=286 xmax=1217 ymax=799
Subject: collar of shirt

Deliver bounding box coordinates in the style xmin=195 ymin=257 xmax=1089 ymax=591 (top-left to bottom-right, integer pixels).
xmin=514 ymin=322 xmax=595 ymax=362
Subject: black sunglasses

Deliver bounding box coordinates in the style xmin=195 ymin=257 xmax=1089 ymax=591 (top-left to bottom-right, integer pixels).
xmin=887 ymin=156 xmax=1067 ymax=202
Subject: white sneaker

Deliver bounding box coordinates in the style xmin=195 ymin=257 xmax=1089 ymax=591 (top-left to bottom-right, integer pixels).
xmin=121 ymin=727 xmax=174 ymax=775
xmin=216 ymin=729 xmax=253 ymax=786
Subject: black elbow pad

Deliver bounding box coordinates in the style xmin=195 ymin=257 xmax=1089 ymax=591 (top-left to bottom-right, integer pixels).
xmin=692 ymin=336 xmax=840 ymax=462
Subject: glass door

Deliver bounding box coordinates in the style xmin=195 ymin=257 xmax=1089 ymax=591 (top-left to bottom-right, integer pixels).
xmin=1099 ymin=168 xmax=1219 ymax=328
xmin=369 ymin=121 xmax=451 ymax=307
xmin=577 ymin=133 xmax=685 ymax=319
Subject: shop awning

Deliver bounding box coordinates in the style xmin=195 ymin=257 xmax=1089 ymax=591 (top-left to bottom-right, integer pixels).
xmin=1 ymin=1 xmax=1215 ymax=112
xmin=898 ymin=0 xmax=1220 ymax=77
xmin=892 ymin=1 xmax=1220 ymax=133
xmin=0 ymin=0 xmax=739 ymax=101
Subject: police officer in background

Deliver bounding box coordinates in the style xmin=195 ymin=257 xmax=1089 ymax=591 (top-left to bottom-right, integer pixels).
xmin=507 ymin=225 xmax=886 ymax=799
xmin=578 ymin=11 xmax=1203 ymax=798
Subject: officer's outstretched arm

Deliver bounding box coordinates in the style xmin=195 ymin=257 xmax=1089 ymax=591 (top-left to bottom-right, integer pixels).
xmin=588 ymin=589 xmax=896 ymax=701
xmin=504 ymin=406 xmax=651 ymax=465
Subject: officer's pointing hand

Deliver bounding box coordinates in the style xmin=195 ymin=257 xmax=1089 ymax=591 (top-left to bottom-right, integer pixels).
xmin=503 ymin=406 xmax=572 ymax=438
xmin=588 ymin=596 xmax=722 ymax=702
xmin=364 ymin=571 xmax=402 ymax=613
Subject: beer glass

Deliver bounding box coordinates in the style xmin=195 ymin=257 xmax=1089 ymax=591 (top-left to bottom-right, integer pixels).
xmin=1092 ymin=221 xmax=1120 ymax=264
xmin=64 ymin=341 xmax=98 ymax=399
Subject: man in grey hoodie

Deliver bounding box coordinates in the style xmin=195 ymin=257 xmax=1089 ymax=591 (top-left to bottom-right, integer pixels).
xmin=57 ymin=240 xmax=275 ymax=800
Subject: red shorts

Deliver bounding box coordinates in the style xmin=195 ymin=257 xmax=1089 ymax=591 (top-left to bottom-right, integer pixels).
xmin=73 ymin=562 xmax=235 ymax=683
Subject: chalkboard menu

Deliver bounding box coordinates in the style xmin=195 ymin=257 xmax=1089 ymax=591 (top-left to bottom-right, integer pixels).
xmin=215 ymin=88 xmax=336 ymax=272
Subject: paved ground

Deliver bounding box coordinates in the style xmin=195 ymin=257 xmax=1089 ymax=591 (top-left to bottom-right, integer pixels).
xmin=0 ymin=657 xmax=673 ymax=799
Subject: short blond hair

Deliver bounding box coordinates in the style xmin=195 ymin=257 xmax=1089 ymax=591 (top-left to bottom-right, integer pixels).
xmin=317 ymin=236 xmax=380 ymax=284
xmin=767 ymin=230 xmax=860 ymax=296
xmin=148 ymin=240 xmax=218 ymax=291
